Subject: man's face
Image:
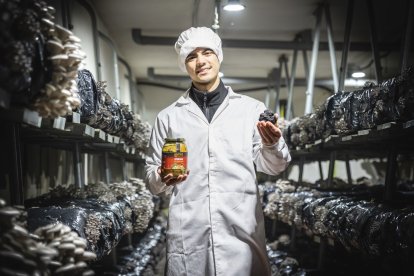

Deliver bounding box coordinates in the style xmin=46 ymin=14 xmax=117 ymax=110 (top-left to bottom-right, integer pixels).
xmin=185 ymin=47 xmax=220 ymax=85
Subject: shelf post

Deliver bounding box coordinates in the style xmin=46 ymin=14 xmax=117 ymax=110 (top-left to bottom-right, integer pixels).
xmin=280 ymin=55 xmax=290 ymax=118
xmin=121 ymin=157 xmax=127 ymax=181
xmin=104 ymin=152 xmax=111 ymax=184
xmin=8 ymin=123 xmax=24 ymax=205
xmin=304 ymin=5 xmax=322 ymax=115
xmin=345 ymin=155 xmax=352 ymax=185
xmin=327 ymin=151 xmax=337 ymax=187
xmin=317 ymin=238 xmax=327 ymax=270
xmin=384 ymin=145 xmax=398 ymax=201
xmin=286 ymin=47 xmax=298 ymax=120
xmin=324 ymin=3 xmax=339 ymax=93
xmin=366 ymin=0 xmax=382 ymax=83
xmin=297 ymin=156 xmax=305 ymax=190
xmin=318 ymin=160 xmax=324 ymax=180
xmin=400 ymin=0 xmax=414 ymax=72
xmin=290 ymin=226 xmax=297 ymax=251
xmin=73 ymin=142 xmax=84 ymax=189
xmin=338 ymin=0 xmax=354 ymax=91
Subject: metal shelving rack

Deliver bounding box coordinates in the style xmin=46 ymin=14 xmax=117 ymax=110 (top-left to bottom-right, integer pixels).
xmin=0 ymin=107 xmax=144 ymax=204
xmin=283 ymin=119 xmax=414 ymax=270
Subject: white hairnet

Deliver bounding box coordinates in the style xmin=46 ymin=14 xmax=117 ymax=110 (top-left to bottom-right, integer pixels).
xmin=174 ymin=27 xmax=223 ymax=72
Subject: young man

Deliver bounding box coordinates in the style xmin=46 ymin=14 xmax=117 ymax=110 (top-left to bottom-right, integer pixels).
xmin=145 ymin=27 xmax=291 ymax=276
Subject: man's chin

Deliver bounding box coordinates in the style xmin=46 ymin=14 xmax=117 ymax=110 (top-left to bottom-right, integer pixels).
xmin=195 ymin=78 xmax=211 ymax=84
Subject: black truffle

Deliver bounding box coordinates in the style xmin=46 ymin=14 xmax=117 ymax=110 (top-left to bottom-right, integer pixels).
xmin=259 ymin=109 xmax=277 ymax=124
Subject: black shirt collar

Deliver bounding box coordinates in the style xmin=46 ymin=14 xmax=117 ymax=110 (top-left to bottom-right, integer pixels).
xmin=190 ymin=80 xmax=228 ymax=107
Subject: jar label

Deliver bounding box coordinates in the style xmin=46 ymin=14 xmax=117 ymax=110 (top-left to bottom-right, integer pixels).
xmin=162 ymin=152 xmax=187 ymax=176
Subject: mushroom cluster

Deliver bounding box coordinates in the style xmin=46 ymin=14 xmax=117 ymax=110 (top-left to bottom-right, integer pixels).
xmin=25 ymin=178 xmax=157 ymax=258
xmin=34 ymin=223 xmax=96 ymax=275
xmin=0 ymin=0 xmax=53 ymax=99
xmin=0 ymin=199 xmax=95 ymax=275
xmin=33 ymin=18 xmax=85 ymax=117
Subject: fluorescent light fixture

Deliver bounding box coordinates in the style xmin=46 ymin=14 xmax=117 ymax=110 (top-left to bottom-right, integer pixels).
xmin=351 ymin=71 xmax=366 ymax=78
xmin=218 ymin=72 xmax=224 ymax=77
xmin=223 ymin=0 xmax=245 ymax=11
xmin=344 ymin=78 xmax=370 ymax=87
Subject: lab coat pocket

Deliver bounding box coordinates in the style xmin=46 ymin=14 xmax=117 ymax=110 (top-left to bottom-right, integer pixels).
xmin=166 ymin=253 xmax=186 ymax=276
xmin=167 ymin=195 xmax=211 ymax=254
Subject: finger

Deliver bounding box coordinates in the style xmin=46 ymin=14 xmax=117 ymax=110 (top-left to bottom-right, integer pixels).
xmin=166 ymin=177 xmax=180 ymax=186
xmin=163 ymin=173 xmax=175 ymax=182
xmin=258 ymin=124 xmax=273 ymax=143
xmin=263 ymin=122 xmax=282 ymax=139
xmin=256 ymin=124 xmax=267 ymax=143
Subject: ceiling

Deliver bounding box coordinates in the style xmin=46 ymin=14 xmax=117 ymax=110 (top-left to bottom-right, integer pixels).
xmin=87 ymin=0 xmax=410 ymax=120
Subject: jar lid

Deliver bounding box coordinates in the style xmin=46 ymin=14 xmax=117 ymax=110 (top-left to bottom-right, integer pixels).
xmin=165 ymin=138 xmax=185 ymax=142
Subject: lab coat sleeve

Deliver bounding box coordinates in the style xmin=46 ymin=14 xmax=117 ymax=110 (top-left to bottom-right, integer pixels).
xmin=144 ymin=115 xmax=173 ymax=195
xmin=252 ymin=103 xmax=291 ymax=175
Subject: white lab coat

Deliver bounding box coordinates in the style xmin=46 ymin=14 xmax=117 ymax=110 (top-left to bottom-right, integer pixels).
xmin=145 ymin=87 xmax=291 ymax=276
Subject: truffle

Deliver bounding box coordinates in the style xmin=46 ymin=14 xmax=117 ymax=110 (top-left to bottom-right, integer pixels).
xmin=259 ymin=109 xmax=277 ymax=124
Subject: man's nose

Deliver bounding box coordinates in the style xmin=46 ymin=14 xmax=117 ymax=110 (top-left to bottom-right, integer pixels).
xmin=196 ymin=54 xmax=206 ymax=64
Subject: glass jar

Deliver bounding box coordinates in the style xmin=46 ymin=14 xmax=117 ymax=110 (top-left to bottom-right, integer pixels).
xmin=161 ymin=138 xmax=187 ymax=178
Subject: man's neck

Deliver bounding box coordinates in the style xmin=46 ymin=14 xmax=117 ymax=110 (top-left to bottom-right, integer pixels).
xmin=192 ymin=77 xmax=220 ymax=92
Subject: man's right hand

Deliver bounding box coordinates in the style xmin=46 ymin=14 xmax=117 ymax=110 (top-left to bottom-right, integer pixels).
xmin=158 ymin=167 xmax=190 ymax=186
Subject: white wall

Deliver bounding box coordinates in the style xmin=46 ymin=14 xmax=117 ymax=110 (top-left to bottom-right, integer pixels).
xmin=71 ymin=1 xmax=98 ymax=78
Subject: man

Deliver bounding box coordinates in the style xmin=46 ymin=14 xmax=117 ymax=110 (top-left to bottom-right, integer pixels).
xmin=145 ymin=27 xmax=291 ymax=276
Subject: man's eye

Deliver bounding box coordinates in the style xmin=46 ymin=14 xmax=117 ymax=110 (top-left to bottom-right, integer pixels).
xmin=186 ymin=56 xmax=195 ymax=62
xmin=204 ymin=51 xmax=213 ymax=55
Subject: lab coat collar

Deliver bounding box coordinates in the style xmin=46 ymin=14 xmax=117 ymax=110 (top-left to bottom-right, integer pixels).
xmin=176 ymin=85 xmax=241 ymax=125
xmin=176 ymin=85 xmax=241 ymax=105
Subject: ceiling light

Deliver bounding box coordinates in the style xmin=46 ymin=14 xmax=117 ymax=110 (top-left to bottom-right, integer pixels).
xmin=223 ymin=0 xmax=245 ymax=11
xmin=351 ymin=71 xmax=366 ymax=78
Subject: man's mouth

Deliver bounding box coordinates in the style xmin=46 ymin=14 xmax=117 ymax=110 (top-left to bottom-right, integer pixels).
xmin=197 ymin=67 xmax=210 ymax=74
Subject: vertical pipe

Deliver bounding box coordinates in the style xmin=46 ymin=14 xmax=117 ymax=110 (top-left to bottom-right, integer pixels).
xmin=286 ymin=49 xmax=298 ymax=120
xmin=276 ymin=68 xmax=282 ymax=115
xmin=290 ymin=227 xmax=297 ymax=251
xmin=73 ymin=143 xmax=84 ymax=188
xmin=271 ymin=220 xmax=277 ymax=241
xmin=84 ymin=153 xmax=88 ymax=185
xmin=401 ymin=0 xmax=414 ymax=73
xmin=280 ymin=55 xmax=290 ymax=90
xmin=121 ymin=158 xmax=127 ymax=181
xmin=113 ymin=52 xmax=121 ymax=100
xmin=61 ymin=0 xmax=69 ymax=29
xmin=104 ymin=152 xmax=111 ymax=184
xmin=302 ymin=50 xmax=310 ymax=83
xmin=318 ymin=160 xmax=324 ymax=180
xmin=366 ymin=0 xmax=382 ymax=83
xmin=327 ymin=151 xmax=337 ymax=187
xmin=298 ymin=156 xmax=305 ymax=188
xmin=280 ymin=55 xmax=290 ymax=118
xmin=324 ymin=4 xmax=339 ymax=93
xmin=345 ymin=156 xmax=352 ymax=185
xmin=338 ymin=0 xmax=354 ymax=91
xmin=10 ymin=123 xmax=24 ymax=205
xmin=192 ymin=0 xmax=201 ymax=26
xmin=118 ymin=57 xmax=134 ymax=111
xmin=265 ymin=88 xmax=271 ymax=109
xmin=99 ymin=32 xmax=121 ymax=99
xmin=318 ymin=239 xmax=327 ymax=270
xmin=384 ymin=145 xmax=398 ymax=201
xmin=304 ymin=6 xmax=323 ymax=115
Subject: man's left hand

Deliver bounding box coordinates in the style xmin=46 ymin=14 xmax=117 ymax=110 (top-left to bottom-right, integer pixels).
xmin=257 ymin=121 xmax=282 ymax=146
